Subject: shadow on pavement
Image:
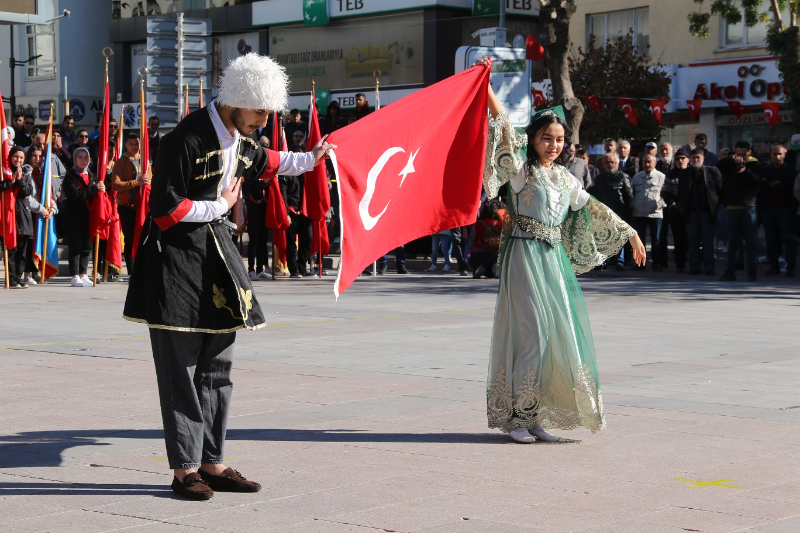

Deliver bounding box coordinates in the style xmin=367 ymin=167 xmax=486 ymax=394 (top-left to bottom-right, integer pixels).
xmin=0 ymin=481 xmax=173 ymax=498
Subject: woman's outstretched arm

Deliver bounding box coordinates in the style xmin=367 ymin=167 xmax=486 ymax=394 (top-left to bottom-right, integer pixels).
xmin=475 ymin=58 xmax=502 ymax=118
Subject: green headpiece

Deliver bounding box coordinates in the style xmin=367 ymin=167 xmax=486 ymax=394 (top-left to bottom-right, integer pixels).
xmin=533 ymin=105 xmax=566 ymax=123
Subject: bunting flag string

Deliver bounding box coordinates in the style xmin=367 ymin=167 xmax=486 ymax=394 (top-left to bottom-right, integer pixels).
xmin=761 ymin=102 xmax=782 ymax=130
xmin=686 ymin=100 xmax=703 ymax=121
xmin=650 ymin=99 xmax=666 ymax=126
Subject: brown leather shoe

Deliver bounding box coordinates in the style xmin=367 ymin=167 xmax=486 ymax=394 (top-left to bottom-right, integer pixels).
xmin=199 ymin=467 xmax=261 ymax=492
xmin=171 ymin=472 xmax=214 ymax=500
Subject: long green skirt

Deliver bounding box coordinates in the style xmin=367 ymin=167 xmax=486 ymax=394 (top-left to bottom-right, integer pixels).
xmin=486 ymin=236 xmax=605 ymax=433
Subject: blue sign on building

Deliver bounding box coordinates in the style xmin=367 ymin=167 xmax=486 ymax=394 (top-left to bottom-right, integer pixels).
xmin=69 ymin=99 xmax=86 ymax=122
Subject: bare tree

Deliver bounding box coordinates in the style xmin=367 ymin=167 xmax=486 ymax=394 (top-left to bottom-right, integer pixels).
xmin=539 ymin=0 xmax=585 ymax=144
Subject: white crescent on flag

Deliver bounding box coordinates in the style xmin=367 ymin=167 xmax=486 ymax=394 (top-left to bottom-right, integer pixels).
xmin=359 ymin=146 xmax=419 ymax=231
xmin=622 ymin=104 xmax=633 ymax=117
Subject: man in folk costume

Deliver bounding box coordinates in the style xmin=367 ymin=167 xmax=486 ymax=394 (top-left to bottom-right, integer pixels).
xmin=123 ymin=54 xmax=335 ymax=500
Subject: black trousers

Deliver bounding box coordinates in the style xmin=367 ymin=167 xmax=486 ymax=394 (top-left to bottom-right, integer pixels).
xmin=449 ymin=226 xmax=469 ymax=272
xmin=150 ymin=328 xmax=236 ymax=470
xmin=287 ymin=212 xmax=312 ymax=275
xmin=245 ymin=201 xmax=269 ymax=273
xmin=7 ymin=235 xmax=31 ymax=285
xmin=659 ymin=206 xmax=687 ymax=269
xmin=66 ymin=215 xmax=92 ymax=276
xmin=118 ymin=205 xmax=136 ymax=274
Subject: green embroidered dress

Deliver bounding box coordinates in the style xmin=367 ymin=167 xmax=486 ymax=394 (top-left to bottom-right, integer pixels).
xmin=485 ymin=113 xmax=636 ymax=434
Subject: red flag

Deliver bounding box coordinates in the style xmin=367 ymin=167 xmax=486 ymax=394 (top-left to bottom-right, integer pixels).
xmin=105 ymin=200 xmax=122 ymax=274
xmin=650 ymin=99 xmax=667 ymax=126
xmin=304 ymin=92 xmax=330 ymax=222
xmin=1 ymin=89 xmax=16 ymax=251
xmin=617 ymin=98 xmax=637 ymax=125
xmin=133 ymin=86 xmax=151 ymax=259
xmin=329 ymin=65 xmax=489 ymax=297
xmin=726 ymin=101 xmax=751 ymax=119
xmin=762 ymin=102 xmax=782 ymax=130
xmin=532 ymin=88 xmax=546 ymax=108
xmin=89 ymin=190 xmax=114 ymax=240
xmin=586 ymin=95 xmax=601 ymax=111
xmin=90 ymin=67 xmax=114 ymax=240
xmin=264 ymin=177 xmax=290 ymax=267
xmin=310 ymin=219 xmax=330 ymax=257
xmin=686 ymin=100 xmax=702 ymax=121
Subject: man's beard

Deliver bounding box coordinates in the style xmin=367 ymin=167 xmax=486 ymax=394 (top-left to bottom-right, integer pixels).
xmin=230 ymin=109 xmax=253 ymax=136
xmin=660 ymin=155 xmax=673 ymax=165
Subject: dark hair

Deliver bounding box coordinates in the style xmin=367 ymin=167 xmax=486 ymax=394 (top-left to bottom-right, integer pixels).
xmin=690 ymin=148 xmax=705 ymax=157
xmin=695 ymin=133 xmax=708 ymax=142
xmin=289 ymin=108 xmax=300 ymax=115
xmin=734 ymin=140 xmax=750 ymax=150
xmin=76 ymin=129 xmax=88 ymax=136
xmin=555 ymin=139 xmax=573 ymax=166
xmin=12 ymin=112 xmax=23 ymax=120
xmin=525 ymin=112 xmax=569 ymax=170
xmin=478 ymin=202 xmax=500 ymax=221
xmin=355 ymin=93 xmax=366 ymax=100
xmin=575 ymin=148 xmax=588 ymax=158
xmin=24 ymin=114 xmax=35 ymax=121
xmin=63 ymin=115 xmax=74 ymax=122
xmin=125 ymin=132 xmax=139 ymax=142
xmin=327 ymin=101 xmax=340 ymax=113
xmin=7 ymin=146 xmax=25 ymax=169
xmin=24 ymin=145 xmax=43 ymax=166
xmin=148 ymin=115 xmax=160 ymax=123
xmin=603 ymin=137 xmax=616 ymax=144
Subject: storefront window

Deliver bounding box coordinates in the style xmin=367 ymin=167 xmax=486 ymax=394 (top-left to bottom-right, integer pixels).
xmin=586 ymin=8 xmax=649 ymax=53
xmin=25 ymin=24 xmax=56 ymax=78
xmin=113 ymin=0 xmax=257 ymax=19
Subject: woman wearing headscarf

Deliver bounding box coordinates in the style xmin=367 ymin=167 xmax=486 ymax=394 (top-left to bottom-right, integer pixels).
xmin=62 ymin=147 xmax=106 ymax=287
xmin=1 ymin=146 xmax=54 ymax=287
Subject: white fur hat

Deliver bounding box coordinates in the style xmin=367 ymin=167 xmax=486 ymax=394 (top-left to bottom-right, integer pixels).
xmin=217 ymin=54 xmax=289 ymax=111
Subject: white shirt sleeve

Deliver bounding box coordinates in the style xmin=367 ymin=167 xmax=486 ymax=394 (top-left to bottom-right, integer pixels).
xmin=278 ymin=151 xmax=317 ymax=176
xmin=180 ymin=198 xmax=229 ymax=223
xmin=510 ymin=167 xmax=527 ymax=193
xmin=569 ymin=174 xmax=590 ymax=211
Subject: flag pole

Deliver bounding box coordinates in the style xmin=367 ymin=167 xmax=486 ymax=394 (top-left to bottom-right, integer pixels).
xmin=94 ymin=49 xmax=112 ymax=287
xmin=40 ymin=102 xmax=55 ymax=285
xmin=1 ymin=191 xmax=7 ymax=288
xmin=312 ymin=78 xmax=323 ymax=279
xmin=198 ymin=68 xmax=205 ymax=109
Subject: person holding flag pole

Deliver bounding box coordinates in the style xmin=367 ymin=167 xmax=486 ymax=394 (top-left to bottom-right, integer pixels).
xmin=123 ymin=54 xmax=335 ymax=500
xmin=1 ymin=83 xmax=15 ymax=289
xmin=33 ymin=103 xmax=61 ymax=284
xmin=131 ymin=67 xmax=151 ymax=263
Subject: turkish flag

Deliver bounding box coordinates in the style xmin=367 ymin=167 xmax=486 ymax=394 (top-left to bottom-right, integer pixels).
xmin=329 ymin=65 xmax=489 ymax=297
xmin=686 ymin=100 xmax=702 ymax=121
xmin=89 ymin=190 xmax=115 ymax=240
xmin=532 ymin=88 xmax=546 ymax=108
xmin=105 ymin=198 xmax=123 ymax=274
xmin=726 ymin=100 xmax=751 ymax=119
xmin=762 ymin=102 xmax=782 ymax=130
xmin=264 ymin=176 xmax=290 ymax=268
xmin=650 ymin=99 xmax=667 ymax=126
xmin=586 ymin=95 xmax=601 ymax=111
xmin=617 ymin=98 xmax=637 ymax=125
xmin=0 ymin=86 xmax=16 ymax=251
xmin=133 ymin=87 xmax=151 ymax=260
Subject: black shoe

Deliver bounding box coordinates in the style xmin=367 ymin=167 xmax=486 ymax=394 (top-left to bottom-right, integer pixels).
xmin=459 ymin=270 xmax=469 ymax=276
xmin=171 ymin=473 xmax=213 ymax=500
xmin=704 ymin=270 xmax=716 ymax=276
xmin=747 ymin=272 xmax=757 ymax=282
xmin=396 ymin=264 xmax=408 ymax=274
xmin=688 ymin=269 xmax=702 ymax=275
xmin=473 ymin=265 xmax=486 ymax=279
xmin=719 ymin=270 xmax=736 ymax=282
xmin=786 ymin=270 xmax=795 ymax=278
xmin=199 ymin=467 xmax=261 ymax=493
xmin=653 ymin=264 xmax=663 ymax=272
xmin=377 ymin=264 xmax=388 ymax=275
xmin=614 ymin=264 xmax=625 ymax=271
xmin=765 ymin=268 xmax=781 ymax=276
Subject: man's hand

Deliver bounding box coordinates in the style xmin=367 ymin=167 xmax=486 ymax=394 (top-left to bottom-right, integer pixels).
xmin=97 ymin=181 xmax=106 ymax=192
xmin=312 ymin=134 xmax=337 ymax=167
xmin=221 ymin=177 xmax=241 ymax=209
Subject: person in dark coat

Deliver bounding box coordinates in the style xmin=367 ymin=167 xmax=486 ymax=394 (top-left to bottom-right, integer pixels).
xmin=0 ymin=147 xmax=56 ymax=287
xmin=62 ymin=147 xmax=105 ymax=287
xmin=679 ymin=148 xmax=723 ymax=275
xmin=618 ymin=140 xmax=640 ymax=178
xmin=758 ymin=144 xmax=797 ymax=277
xmin=659 ymin=148 xmax=689 ymax=271
xmin=588 ymin=152 xmax=633 ymax=269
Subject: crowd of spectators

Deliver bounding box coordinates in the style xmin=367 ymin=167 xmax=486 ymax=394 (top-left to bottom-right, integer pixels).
xmin=3 ymin=102 xmax=798 ymax=286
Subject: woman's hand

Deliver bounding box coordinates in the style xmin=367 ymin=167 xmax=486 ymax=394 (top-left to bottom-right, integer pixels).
xmin=473 ymin=58 xmax=502 ymax=119
xmin=97 ymin=181 xmax=106 ymax=192
xmin=629 ymin=233 xmax=646 ymax=266
xmin=12 ymin=167 xmax=22 ymax=182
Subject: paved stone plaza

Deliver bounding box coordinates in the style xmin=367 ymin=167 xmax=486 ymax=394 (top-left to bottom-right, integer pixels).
xmin=1 ymin=270 xmax=799 ymax=532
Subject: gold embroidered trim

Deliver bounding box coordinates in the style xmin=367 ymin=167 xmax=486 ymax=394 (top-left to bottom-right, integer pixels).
xmin=487 ymin=364 xmax=606 ymax=434
xmin=241 ymin=136 xmax=258 ymax=148
xmin=208 ymin=223 xmax=251 ymax=322
xmin=195 ymin=150 xmax=223 ymax=164
xmin=514 ymin=215 xmax=561 ymax=247
xmin=122 ymin=314 xmax=267 ymax=333
xmin=195 ymin=169 xmax=223 ymax=181
xmin=237 ymin=154 xmax=253 ymax=169
xmin=212 ymin=283 xmax=240 ymax=320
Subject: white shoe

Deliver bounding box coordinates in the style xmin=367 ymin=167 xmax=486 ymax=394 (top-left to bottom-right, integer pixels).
xmin=258 ymin=271 xmax=271 ymax=280
xmin=509 ymin=428 xmax=536 ymax=443
xmin=71 ymin=276 xmax=84 ymax=287
xmin=249 ymin=271 xmax=259 ymax=281
xmin=80 ymin=274 xmax=92 ymax=286
xmin=442 ymin=264 xmax=451 ymax=272
xmin=530 ymin=423 xmax=562 ymax=442
xmin=426 ymin=264 xmax=437 ymax=272
xmin=23 ymin=273 xmax=38 ymax=285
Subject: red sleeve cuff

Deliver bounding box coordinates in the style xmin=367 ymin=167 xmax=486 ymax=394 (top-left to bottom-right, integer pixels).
xmin=154 ymin=198 xmax=193 ymax=231
xmin=260 ymin=149 xmax=281 ymax=180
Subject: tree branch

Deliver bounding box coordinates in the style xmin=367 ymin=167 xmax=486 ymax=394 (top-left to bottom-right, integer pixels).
xmin=769 ymin=0 xmax=784 ymax=30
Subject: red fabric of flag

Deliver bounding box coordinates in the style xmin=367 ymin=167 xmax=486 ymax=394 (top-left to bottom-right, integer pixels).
xmin=726 ymin=100 xmax=751 ymax=119
xmin=0 ymin=87 xmax=16 ymax=251
xmin=650 ymin=99 xmax=667 ymax=126
xmin=762 ymin=102 xmax=782 ymax=130
xmin=133 ymin=88 xmax=151 ymax=259
xmin=686 ymin=100 xmax=703 ymax=121
xmin=105 ymin=199 xmax=122 ymax=273
xmin=264 ymin=176 xmax=290 ymax=267
xmin=617 ymin=98 xmax=637 ymax=125
xmin=586 ymin=95 xmax=601 ymax=111
xmin=303 ymin=93 xmax=330 ymax=222
xmin=328 ymin=65 xmax=489 ymax=297
xmin=89 ymin=190 xmax=113 ymax=240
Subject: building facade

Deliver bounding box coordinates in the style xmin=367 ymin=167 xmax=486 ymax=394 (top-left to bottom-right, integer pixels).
xmin=572 ymin=0 xmax=792 ymax=160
